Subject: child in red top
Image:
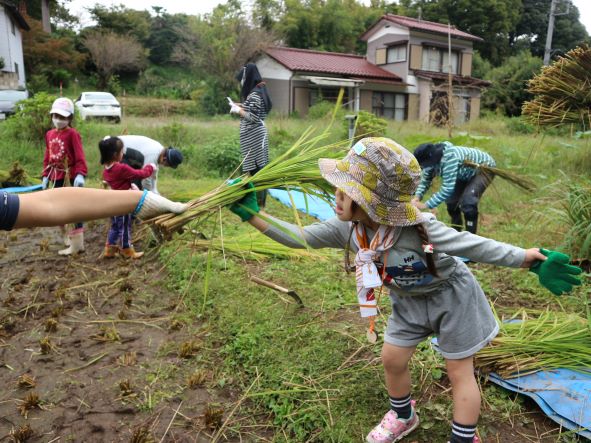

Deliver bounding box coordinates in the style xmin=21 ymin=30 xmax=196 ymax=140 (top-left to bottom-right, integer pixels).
xmin=99 ymin=136 xmax=156 ymax=259
xmin=42 ymin=97 xmax=88 ymax=255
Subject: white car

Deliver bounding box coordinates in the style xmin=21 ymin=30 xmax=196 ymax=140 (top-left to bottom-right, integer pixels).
xmin=75 ymin=91 xmax=121 ymax=123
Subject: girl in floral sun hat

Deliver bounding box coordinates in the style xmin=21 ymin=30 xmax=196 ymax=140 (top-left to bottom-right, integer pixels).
xmin=228 ymin=137 xmax=577 ymax=443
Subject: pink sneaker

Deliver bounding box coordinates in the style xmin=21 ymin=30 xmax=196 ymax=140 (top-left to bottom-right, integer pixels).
xmin=366 ymin=401 xmax=419 ymax=443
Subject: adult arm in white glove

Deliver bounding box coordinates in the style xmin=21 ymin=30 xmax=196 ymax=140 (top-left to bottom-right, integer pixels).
xmin=230 ymin=104 xmax=242 ymax=115
xmin=14 ymin=188 xmax=188 ymax=229
xmin=73 ymin=174 xmax=85 ymax=187
xmin=41 ymin=176 xmax=49 ymax=189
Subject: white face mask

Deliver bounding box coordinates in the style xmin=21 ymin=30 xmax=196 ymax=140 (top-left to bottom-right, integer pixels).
xmin=52 ymin=117 xmax=68 ymax=129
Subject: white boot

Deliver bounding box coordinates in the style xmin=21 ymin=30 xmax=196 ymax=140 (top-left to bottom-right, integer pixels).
xmin=59 ymin=229 xmax=85 ymax=255
xmin=60 ymin=226 xmax=71 ymax=246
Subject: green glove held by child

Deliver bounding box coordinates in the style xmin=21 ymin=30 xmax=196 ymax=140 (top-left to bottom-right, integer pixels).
xmin=529 ymin=248 xmax=582 ymax=295
xmin=228 ymin=180 xmax=260 ymax=222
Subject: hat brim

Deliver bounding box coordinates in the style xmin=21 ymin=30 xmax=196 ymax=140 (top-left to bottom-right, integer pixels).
xmin=318 ymin=158 xmax=426 ymax=227
xmin=50 ymin=108 xmax=71 ymax=117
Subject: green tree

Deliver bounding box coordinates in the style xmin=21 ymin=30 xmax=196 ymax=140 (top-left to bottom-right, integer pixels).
xmin=512 ymin=0 xmax=589 ymax=59
xmin=481 ymin=51 xmax=542 ymax=116
xmin=147 ymin=10 xmax=191 ymax=65
xmin=252 ymin=0 xmax=282 ymax=31
xmin=88 ymin=4 xmax=152 ymax=44
xmin=398 ymin=0 xmax=522 ymax=64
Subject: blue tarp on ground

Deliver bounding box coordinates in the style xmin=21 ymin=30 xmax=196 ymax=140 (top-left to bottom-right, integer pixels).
xmin=1 ymin=184 xmax=43 ymax=194
xmin=431 ymin=337 xmax=591 ymax=440
xmin=268 ymin=189 xmax=335 ymax=221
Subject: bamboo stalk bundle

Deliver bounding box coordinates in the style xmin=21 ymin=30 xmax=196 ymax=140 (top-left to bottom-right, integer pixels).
xmin=188 ymin=232 xmax=330 ymax=261
xmin=463 ymin=161 xmax=537 ymax=193
xmin=554 ymin=184 xmax=591 ymax=260
xmin=150 ymin=128 xmax=349 ymax=234
xmin=522 ymin=45 xmax=591 ymax=129
xmin=475 ymin=309 xmax=591 ymax=378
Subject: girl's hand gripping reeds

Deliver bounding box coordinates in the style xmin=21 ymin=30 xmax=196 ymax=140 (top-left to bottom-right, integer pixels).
xmin=529 ymin=248 xmax=583 ymax=296
xmin=228 ymin=180 xmax=259 ymax=222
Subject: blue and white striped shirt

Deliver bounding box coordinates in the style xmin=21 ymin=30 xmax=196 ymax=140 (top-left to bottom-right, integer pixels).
xmin=415 ymin=142 xmax=495 ymax=208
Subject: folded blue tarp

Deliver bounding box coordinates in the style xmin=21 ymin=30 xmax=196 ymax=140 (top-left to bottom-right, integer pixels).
xmin=268 ymin=189 xmax=335 ymax=221
xmin=1 ymin=184 xmax=43 ymax=194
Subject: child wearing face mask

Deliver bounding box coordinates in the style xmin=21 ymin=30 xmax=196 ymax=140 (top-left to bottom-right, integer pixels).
xmin=41 ymin=97 xmax=88 ymax=255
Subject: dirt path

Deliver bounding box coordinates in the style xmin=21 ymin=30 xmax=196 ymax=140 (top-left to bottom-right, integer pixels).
xmin=0 ymin=223 xmax=235 ymax=442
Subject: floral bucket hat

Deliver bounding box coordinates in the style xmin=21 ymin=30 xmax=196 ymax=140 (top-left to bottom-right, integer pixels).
xmin=318 ymin=137 xmax=426 ymax=227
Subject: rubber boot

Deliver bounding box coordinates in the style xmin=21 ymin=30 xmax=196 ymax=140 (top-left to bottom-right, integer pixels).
xmin=59 ymin=229 xmax=85 ymax=255
xmin=464 ymin=212 xmax=478 ymax=234
xmin=119 ymin=247 xmax=144 ymax=259
xmin=103 ymin=244 xmax=119 ymax=258
xmin=60 ymin=225 xmax=70 ymax=246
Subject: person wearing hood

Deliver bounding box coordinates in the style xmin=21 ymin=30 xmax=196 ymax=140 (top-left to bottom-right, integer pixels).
xmin=230 ymin=62 xmax=272 ymax=207
xmin=411 ymin=142 xmax=495 ymax=234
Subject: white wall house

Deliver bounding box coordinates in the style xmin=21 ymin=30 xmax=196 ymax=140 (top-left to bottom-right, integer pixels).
xmin=0 ymin=0 xmax=29 ymax=89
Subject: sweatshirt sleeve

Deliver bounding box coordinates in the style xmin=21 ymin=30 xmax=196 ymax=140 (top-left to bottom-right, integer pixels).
xmin=42 ymin=133 xmax=50 ymax=177
xmin=69 ymin=130 xmax=88 ymax=177
xmin=424 ymin=152 xmax=460 ymax=208
xmin=242 ymin=93 xmax=264 ymax=124
xmin=425 ymin=215 xmax=526 ymax=267
xmin=262 ymin=215 xmax=350 ymax=249
xmin=120 ymin=163 xmax=155 ymax=181
xmin=415 ymin=167 xmax=434 ymax=199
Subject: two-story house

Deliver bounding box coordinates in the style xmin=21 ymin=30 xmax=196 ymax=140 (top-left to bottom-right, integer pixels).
xmin=0 ymin=0 xmax=29 ymax=89
xmin=254 ymin=14 xmax=489 ymax=123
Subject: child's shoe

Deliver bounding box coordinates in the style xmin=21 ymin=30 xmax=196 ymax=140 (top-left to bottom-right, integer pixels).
xmin=119 ymin=247 xmax=144 ymax=259
xmin=59 ymin=229 xmax=85 ymax=256
xmin=103 ymin=244 xmax=119 ymax=258
xmin=366 ymin=401 xmax=419 ymax=443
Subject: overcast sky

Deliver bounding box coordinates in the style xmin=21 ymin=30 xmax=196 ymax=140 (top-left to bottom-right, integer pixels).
xmin=66 ymin=0 xmax=591 ymax=34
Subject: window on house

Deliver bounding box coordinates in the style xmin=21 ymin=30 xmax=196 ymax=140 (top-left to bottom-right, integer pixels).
xmin=14 ymin=63 xmax=19 ymax=79
xmin=372 ymin=92 xmax=407 ymax=121
xmin=309 ymin=87 xmax=349 ymax=107
xmin=421 ymin=47 xmax=459 ymax=74
xmin=386 ymin=44 xmax=407 ymax=63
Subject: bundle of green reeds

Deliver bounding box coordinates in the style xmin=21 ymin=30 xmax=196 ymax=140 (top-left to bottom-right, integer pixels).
xmin=463 ymin=161 xmax=537 ymax=193
xmin=475 ymin=309 xmax=591 ymax=378
xmin=0 ymin=162 xmax=32 ymax=188
xmin=553 ymin=183 xmax=591 ymax=260
xmin=522 ymin=45 xmax=591 ymax=129
xmin=188 ymin=232 xmax=330 ymax=261
xmin=150 ymin=128 xmax=349 ymax=234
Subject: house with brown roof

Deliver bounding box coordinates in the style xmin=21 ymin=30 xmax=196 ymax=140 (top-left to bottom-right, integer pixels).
xmin=255 ymin=14 xmax=489 ymax=123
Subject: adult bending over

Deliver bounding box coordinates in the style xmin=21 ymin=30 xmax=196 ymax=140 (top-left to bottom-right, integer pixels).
xmin=412 ymin=141 xmax=495 ymax=234
xmin=117 ymin=135 xmax=184 ymax=194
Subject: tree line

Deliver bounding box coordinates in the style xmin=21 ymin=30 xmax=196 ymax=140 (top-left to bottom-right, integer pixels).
xmin=13 ymin=0 xmax=591 ymax=116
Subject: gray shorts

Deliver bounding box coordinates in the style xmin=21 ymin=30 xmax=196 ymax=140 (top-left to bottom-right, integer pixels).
xmin=383 ymin=262 xmax=498 ymax=359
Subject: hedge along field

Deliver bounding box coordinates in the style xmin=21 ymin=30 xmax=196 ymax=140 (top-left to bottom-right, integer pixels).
xmin=0 ymin=111 xmax=589 ymax=441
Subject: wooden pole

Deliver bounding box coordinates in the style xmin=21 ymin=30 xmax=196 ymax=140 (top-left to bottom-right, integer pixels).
xmin=447 ymin=22 xmax=453 ymax=138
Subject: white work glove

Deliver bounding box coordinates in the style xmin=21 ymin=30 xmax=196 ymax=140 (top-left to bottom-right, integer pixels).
xmin=134 ymin=190 xmax=188 ymax=220
xmin=148 ymin=162 xmax=159 ymax=172
xmin=230 ymin=104 xmax=242 ymax=115
xmin=73 ymin=174 xmax=85 ymax=187
xmin=41 ymin=176 xmax=49 ymax=189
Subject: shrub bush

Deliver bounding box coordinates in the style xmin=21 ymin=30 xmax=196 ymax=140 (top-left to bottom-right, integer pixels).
xmin=4 ymin=92 xmax=57 ymax=141
xmin=347 ymin=110 xmax=387 ymax=142
xmin=124 ymin=96 xmax=198 ymax=117
xmin=27 ymin=73 xmax=50 ymax=95
xmin=201 ymin=136 xmax=242 ymax=177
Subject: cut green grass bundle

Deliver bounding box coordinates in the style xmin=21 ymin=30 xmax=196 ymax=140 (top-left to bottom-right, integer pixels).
xmin=463 ymin=161 xmax=537 ymax=193
xmin=151 ymin=128 xmax=349 ymax=234
xmin=523 ymin=45 xmax=591 ymax=129
xmin=551 ymin=183 xmax=591 ymax=260
xmin=188 ymin=232 xmax=331 ymax=261
xmin=475 ymin=308 xmax=591 ymax=378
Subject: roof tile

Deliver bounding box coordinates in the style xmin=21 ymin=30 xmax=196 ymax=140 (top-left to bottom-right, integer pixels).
xmin=382 ymin=14 xmax=482 ymax=42
xmin=264 ymin=47 xmax=402 ymax=82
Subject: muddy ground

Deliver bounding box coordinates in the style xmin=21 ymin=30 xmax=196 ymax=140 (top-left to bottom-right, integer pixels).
xmin=0 ymin=223 xmax=238 ymax=442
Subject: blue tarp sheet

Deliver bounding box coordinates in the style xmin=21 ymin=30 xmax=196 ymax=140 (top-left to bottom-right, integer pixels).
xmin=268 ymin=189 xmax=335 ymax=221
xmin=431 ymin=338 xmax=591 ymax=439
xmin=1 ymin=184 xmax=43 ymax=194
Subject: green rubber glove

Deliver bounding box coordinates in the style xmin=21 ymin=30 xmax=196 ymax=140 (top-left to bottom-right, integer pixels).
xmin=529 ymin=248 xmax=583 ymax=296
xmin=228 ymin=180 xmax=260 ymax=222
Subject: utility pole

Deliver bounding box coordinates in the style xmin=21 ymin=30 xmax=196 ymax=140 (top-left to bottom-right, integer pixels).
xmin=543 ymin=0 xmax=558 ymax=65
xmin=41 ymin=0 xmax=51 ymax=33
